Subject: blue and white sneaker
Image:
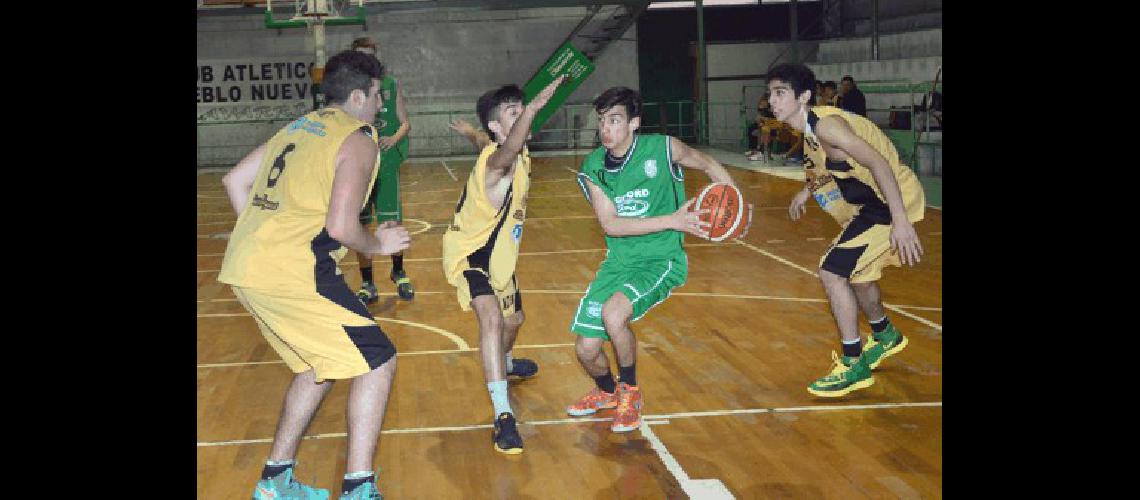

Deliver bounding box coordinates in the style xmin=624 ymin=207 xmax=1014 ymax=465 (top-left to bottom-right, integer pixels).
xmin=252 ymin=467 xmax=329 ymax=500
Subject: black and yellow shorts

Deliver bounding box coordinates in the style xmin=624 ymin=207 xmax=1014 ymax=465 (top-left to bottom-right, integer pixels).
xmin=819 ymin=210 xmax=902 ymax=284
xmin=232 ymin=282 xmax=397 ymax=382
xmin=455 ymin=269 xmax=521 ymax=318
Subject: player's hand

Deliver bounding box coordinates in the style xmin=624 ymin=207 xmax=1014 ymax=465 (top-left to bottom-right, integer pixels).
xmin=378 ymin=136 xmax=398 ymax=151
xmin=376 ymin=220 xmax=411 ymax=255
xmin=890 ymin=221 xmax=923 ymax=266
xmin=449 ymin=118 xmax=476 ymax=136
xmin=789 ymin=187 xmax=811 ymax=221
xmin=673 ymin=198 xmax=710 ymax=239
xmin=527 ymin=74 xmax=567 ymax=112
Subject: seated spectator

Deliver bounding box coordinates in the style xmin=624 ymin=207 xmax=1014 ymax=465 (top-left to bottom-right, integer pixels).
xmin=745 ymin=93 xmax=777 ymax=157
xmin=837 ymin=75 xmax=867 ymax=116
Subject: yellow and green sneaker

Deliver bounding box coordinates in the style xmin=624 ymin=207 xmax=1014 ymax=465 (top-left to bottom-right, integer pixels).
xmin=807 ymin=351 xmax=874 ymax=397
xmin=862 ymin=325 xmax=908 ymax=370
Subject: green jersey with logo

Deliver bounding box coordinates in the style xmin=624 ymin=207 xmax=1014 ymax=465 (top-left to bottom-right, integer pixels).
xmin=577 ymin=133 xmax=686 ymax=261
xmin=375 ymin=75 xmax=409 ymax=159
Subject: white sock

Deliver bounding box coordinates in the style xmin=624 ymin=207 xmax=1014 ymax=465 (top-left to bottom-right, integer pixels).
xmin=487 ymin=380 xmax=512 ymax=416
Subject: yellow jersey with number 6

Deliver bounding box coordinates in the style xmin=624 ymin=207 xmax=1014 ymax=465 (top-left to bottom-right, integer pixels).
xmin=219 ymin=108 xmax=379 ymax=293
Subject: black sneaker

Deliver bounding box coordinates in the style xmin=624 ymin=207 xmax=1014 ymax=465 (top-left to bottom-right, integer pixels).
xmin=356 ymin=281 xmax=379 ymax=305
xmin=506 ymin=358 xmax=539 ymax=379
xmin=492 ymin=412 xmax=523 ymax=455
xmin=390 ymin=269 xmax=414 ymax=301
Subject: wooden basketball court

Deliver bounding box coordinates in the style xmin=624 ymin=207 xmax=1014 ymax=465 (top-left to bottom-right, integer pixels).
xmin=197 ymin=153 xmax=943 ymax=498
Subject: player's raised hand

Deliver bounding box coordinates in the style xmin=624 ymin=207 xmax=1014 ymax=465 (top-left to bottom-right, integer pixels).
xmin=376 ymin=220 xmax=411 ymax=255
xmin=789 ymin=187 xmax=811 ymax=221
xmin=449 ymin=118 xmax=476 ymax=135
xmin=528 ymin=74 xmax=567 ymax=112
xmin=673 ymin=198 xmax=711 ymax=239
xmin=890 ymin=221 xmax=923 ymax=266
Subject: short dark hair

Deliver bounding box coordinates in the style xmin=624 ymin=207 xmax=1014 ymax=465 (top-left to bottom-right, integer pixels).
xmin=823 ymin=81 xmax=838 ymax=91
xmin=351 ymin=36 xmax=377 ymax=50
xmin=767 ymin=63 xmax=816 ymax=102
xmin=476 ymin=84 xmax=525 ymax=137
xmin=593 ymin=86 xmax=642 ymax=119
xmin=322 ymin=50 xmax=385 ymax=105
xmin=841 ymin=75 xmax=855 ymax=84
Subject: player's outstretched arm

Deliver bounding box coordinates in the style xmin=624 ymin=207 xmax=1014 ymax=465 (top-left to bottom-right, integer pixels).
xmin=327 ymin=131 xmax=411 ymax=256
xmin=581 ymin=177 xmax=709 ymax=239
xmin=669 ymin=137 xmax=736 ymax=186
xmin=485 ymin=75 xmax=567 ymax=176
xmin=816 ymin=115 xmax=922 ymax=265
xmin=222 ymin=144 xmax=268 ymax=215
xmin=449 ymin=118 xmax=492 ymax=150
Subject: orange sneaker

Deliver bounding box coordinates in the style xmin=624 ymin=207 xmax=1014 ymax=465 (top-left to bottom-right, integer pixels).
xmin=610 ymin=383 xmax=642 ymax=433
xmin=566 ymin=387 xmax=619 ymax=416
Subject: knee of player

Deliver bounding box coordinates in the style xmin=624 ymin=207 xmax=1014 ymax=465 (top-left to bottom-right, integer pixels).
xmin=507 ymin=310 xmax=525 ymax=328
xmin=575 ymin=336 xmax=602 ymax=357
xmin=477 ymin=313 xmax=503 ymax=335
xmin=601 ymin=305 xmax=631 ymax=331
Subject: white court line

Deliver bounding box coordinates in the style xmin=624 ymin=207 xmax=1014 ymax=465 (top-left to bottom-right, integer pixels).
xmin=440 ymin=161 xmax=458 ymax=182
xmin=196 ymin=243 xmax=723 ymax=269
xmin=197 ymin=343 xmax=576 ymax=368
xmin=767 ymin=239 xmax=784 ymax=244
xmin=196 ymin=401 xmax=942 ymax=447
xmin=641 ymin=422 xmax=734 ymax=499
xmin=733 ymin=239 xmax=943 ymax=331
xmin=198 ymin=291 xmax=939 ymax=311
xmin=806 ymin=237 xmax=825 ymax=241
xmin=564 ymin=166 xmax=577 ymax=174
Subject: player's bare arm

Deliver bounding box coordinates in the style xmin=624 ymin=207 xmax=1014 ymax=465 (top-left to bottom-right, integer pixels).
xmin=485 ymin=75 xmax=566 ymax=182
xmin=669 ymin=136 xmax=735 ymax=186
xmin=379 ymin=85 xmax=410 ymax=151
xmin=816 ymin=115 xmax=923 ymax=265
xmin=582 ymin=177 xmax=709 ymax=238
xmin=449 ymin=118 xmax=492 ymax=150
xmin=327 ymin=131 xmax=411 ymax=256
xmin=222 ymin=143 xmax=268 ymax=215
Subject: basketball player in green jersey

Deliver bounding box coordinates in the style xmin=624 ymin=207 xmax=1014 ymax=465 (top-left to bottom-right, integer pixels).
xmin=770 ymin=63 xmax=925 ymax=397
xmin=351 ymin=37 xmax=415 ymax=302
xmin=566 ymin=87 xmax=741 ymax=433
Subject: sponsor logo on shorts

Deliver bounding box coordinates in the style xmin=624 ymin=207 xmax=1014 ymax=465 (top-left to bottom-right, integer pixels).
xmin=644 ymin=159 xmax=658 ymax=178
xmin=615 ymin=188 xmax=651 ymax=217
xmin=586 ymin=300 xmax=602 ymax=318
xmin=511 ymin=224 xmax=523 ymax=243
xmin=513 ymin=209 xmax=525 ymax=221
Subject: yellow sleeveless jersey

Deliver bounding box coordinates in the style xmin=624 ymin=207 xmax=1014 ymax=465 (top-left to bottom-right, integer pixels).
xmin=804 ymin=106 xmax=924 ymax=224
xmin=441 ymin=143 xmax=531 ymax=290
xmin=218 ymin=108 xmax=379 ymax=292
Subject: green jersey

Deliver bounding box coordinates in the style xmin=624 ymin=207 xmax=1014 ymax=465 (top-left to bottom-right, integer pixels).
xmin=375 ymin=75 xmax=409 ymax=159
xmin=577 ymin=133 xmax=686 ymax=261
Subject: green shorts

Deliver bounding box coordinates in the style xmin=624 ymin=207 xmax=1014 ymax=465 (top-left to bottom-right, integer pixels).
xmin=570 ymin=253 xmax=688 ymax=339
xmin=360 ymin=147 xmax=406 ymax=224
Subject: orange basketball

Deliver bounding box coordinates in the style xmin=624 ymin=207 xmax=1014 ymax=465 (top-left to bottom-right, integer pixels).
xmin=692 ymin=183 xmax=752 ymax=242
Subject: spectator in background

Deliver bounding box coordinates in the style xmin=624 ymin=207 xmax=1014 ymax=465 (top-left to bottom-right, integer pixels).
xmin=745 ymin=93 xmax=776 ymax=158
xmin=916 ymin=89 xmax=942 ymax=130
xmin=838 ymin=75 xmax=867 ymax=117
xmin=820 ymin=81 xmax=839 ymax=106
xmin=814 ymin=81 xmax=825 ymax=105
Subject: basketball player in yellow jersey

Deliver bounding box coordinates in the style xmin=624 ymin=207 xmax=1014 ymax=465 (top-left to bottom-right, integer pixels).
xmin=440 ymin=75 xmax=565 ymax=455
xmin=767 ymin=63 xmax=925 ymax=398
xmin=218 ymin=51 xmax=410 ymax=500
